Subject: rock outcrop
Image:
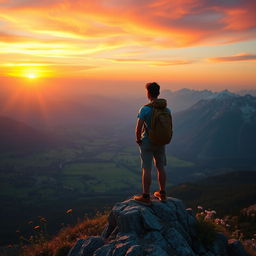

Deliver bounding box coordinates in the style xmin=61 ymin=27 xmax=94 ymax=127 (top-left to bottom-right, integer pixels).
xmin=68 ymin=197 xmax=249 ymax=256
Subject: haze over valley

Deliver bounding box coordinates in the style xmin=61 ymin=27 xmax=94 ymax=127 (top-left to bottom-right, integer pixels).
xmin=1 ymin=84 xmax=256 ymax=245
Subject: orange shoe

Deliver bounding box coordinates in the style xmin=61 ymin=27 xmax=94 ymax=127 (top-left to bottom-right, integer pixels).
xmin=134 ymin=194 xmax=151 ymax=206
xmin=154 ymin=191 xmax=167 ymax=202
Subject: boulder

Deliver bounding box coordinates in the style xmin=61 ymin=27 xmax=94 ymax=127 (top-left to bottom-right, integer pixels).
xmin=228 ymin=239 xmax=250 ymax=256
xmin=68 ymin=237 xmax=104 ymax=256
xmin=68 ymin=197 xmax=249 ymax=256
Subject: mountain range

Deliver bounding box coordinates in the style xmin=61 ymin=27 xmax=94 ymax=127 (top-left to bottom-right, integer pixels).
xmin=0 ymin=116 xmax=63 ymax=153
xmin=1 ymin=88 xmax=256 ymax=166
xmin=162 ymin=88 xmax=240 ymax=112
xmin=168 ymin=170 xmax=256 ymax=216
xmin=170 ymin=94 xmax=256 ymax=167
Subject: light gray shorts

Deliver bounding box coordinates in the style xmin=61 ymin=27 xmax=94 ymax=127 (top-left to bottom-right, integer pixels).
xmin=139 ymin=140 xmax=167 ymax=170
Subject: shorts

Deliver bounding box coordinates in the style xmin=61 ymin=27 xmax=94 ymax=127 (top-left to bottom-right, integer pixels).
xmin=139 ymin=140 xmax=167 ymax=170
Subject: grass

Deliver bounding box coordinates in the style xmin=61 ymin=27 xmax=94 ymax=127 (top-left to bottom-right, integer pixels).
xmin=115 ymin=153 xmax=140 ymax=166
xmin=0 ymin=140 xmax=199 ymax=247
xmin=21 ymin=212 xmax=108 ymax=256
xmin=167 ymin=155 xmax=194 ymax=168
xmin=96 ymin=152 xmax=116 ymax=161
xmin=62 ymin=176 xmax=85 ymax=191
xmin=0 ymin=182 xmax=31 ymax=197
xmin=0 ymin=150 xmax=195 ymax=200
xmin=62 ymin=162 xmax=140 ymax=192
xmin=196 ymin=216 xmax=219 ymax=246
xmin=19 ymin=206 xmax=256 ymax=256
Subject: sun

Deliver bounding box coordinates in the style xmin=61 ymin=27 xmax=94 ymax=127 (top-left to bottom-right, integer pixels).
xmin=27 ymin=73 xmax=38 ymax=79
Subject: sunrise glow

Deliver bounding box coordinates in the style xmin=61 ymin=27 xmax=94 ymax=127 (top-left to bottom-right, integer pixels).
xmin=0 ymin=0 xmax=255 ymax=90
xmin=27 ymin=73 xmax=37 ymax=79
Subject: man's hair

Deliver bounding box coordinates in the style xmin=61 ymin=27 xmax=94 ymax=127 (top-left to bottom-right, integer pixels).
xmin=145 ymin=82 xmax=160 ymax=98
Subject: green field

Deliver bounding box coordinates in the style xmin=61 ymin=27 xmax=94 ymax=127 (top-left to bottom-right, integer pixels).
xmin=0 ymin=140 xmax=195 ymax=197
xmin=0 ymin=135 xmax=197 ymax=246
xmin=62 ymin=162 xmax=140 ymax=192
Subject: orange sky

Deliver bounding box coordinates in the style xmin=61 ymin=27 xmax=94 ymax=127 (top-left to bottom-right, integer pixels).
xmin=0 ymin=0 xmax=256 ymax=91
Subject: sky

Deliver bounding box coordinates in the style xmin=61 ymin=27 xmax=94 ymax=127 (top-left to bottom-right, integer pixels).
xmin=0 ymin=0 xmax=256 ymax=92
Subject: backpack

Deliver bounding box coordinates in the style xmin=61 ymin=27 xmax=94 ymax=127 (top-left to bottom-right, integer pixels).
xmin=145 ymin=98 xmax=173 ymax=145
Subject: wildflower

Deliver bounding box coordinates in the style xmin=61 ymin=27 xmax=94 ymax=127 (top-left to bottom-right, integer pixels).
xmin=34 ymin=225 xmax=40 ymax=230
xmin=214 ymin=218 xmax=221 ymax=224
xmin=204 ymin=210 xmax=215 ymax=220
xmin=66 ymin=209 xmax=73 ymax=214
xmin=239 ymin=233 xmax=244 ymax=240
xmin=28 ymin=221 xmax=33 ymax=225
xmin=186 ymin=208 xmax=192 ymax=211
xmin=197 ymin=206 xmax=203 ymax=210
xmin=40 ymin=217 xmax=47 ymax=222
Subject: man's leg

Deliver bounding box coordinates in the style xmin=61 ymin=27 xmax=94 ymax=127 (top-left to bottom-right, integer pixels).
xmin=153 ymin=146 xmax=167 ymax=201
xmin=156 ymin=166 xmax=166 ymax=192
xmin=134 ymin=167 xmax=152 ymax=205
xmin=142 ymin=168 xmax=151 ymax=194
xmin=134 ymin=142 xmax=153 ymax=205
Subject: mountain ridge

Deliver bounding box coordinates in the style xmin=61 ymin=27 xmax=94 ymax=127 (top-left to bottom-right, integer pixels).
xmin=168 ymin=170 xmax=256 ymax=216
xmin=0 ymin=115 xmax=63 ymax=153
xmin=170 ymin=94 xmax=256 ymax=166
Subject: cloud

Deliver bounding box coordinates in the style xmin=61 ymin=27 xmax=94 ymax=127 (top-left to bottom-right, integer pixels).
xmin=219 ymin=0 xmax=256 ymax=30
xmin=0 ymin=0 xmax=255 ymax=78
xmin=208 ymin=53 xmax=256 ymax=62
xmin=109 ymin=58 xmax=193 ymax=66
xmin=0 ymin=32 xmax=30 ymax=42
xmin=1 ymin=0 xmax=256 ymax=48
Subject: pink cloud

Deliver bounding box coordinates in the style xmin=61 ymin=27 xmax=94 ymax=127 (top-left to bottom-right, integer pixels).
xmin=208 ymin=53 xmax=256 ymax=62
xmin=0 ymin=0 xmax=255 ymax=50
xmin=219 ymin=0 xmax=256 ymax=30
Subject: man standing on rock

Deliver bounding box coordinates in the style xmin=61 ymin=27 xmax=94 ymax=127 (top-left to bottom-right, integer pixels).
xmin=134 ymin=82 xmax=173 ymax=205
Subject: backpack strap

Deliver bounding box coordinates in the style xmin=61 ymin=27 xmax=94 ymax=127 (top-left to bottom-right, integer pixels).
xmin=142 ymin=103 xmax=154 ymax=135
xmin=145 ymin=103 xmax=153 ymax=108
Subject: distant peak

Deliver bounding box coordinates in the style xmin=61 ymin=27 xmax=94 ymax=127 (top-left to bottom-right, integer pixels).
xmin=213 ymin=89 xmax=238 ymax=100
xmin=219 ymin=89 xmax=233 ymax=94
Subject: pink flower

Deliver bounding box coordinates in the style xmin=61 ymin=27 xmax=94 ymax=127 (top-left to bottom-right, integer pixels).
xmin=66 ymin=209 xmax=73 ymax=214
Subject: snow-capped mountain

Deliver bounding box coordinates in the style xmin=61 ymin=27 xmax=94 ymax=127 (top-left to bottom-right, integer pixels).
xmin=209 ymin=89 xmax=238 ymax=100
xmin=170 ymin=94 xmax=256 ymax=167
xmin=162 ymin=88 xmax=239 ymax=112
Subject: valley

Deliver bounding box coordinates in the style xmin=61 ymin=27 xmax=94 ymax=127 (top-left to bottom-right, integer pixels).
xmin=1 ymin=88 xmax=256 ymax=246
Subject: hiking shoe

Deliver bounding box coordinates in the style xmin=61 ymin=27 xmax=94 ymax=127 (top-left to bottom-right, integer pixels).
xmin=134 ymin=194 xmax=151 ymax=206
xmin=154 ymin=191 xmax=167 ymax=202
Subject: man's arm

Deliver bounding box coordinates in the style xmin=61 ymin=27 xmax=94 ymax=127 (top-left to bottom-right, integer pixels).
xmin=135 ymin=118 xmax=144 ymax=144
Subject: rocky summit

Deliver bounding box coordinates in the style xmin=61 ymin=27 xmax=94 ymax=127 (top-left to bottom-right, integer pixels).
xmin=68 ymin=197 xmax=249 ymax=256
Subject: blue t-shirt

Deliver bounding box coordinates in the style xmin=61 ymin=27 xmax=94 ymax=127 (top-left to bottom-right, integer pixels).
xmin=137 ymin=105 xmax=171 ymax=141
